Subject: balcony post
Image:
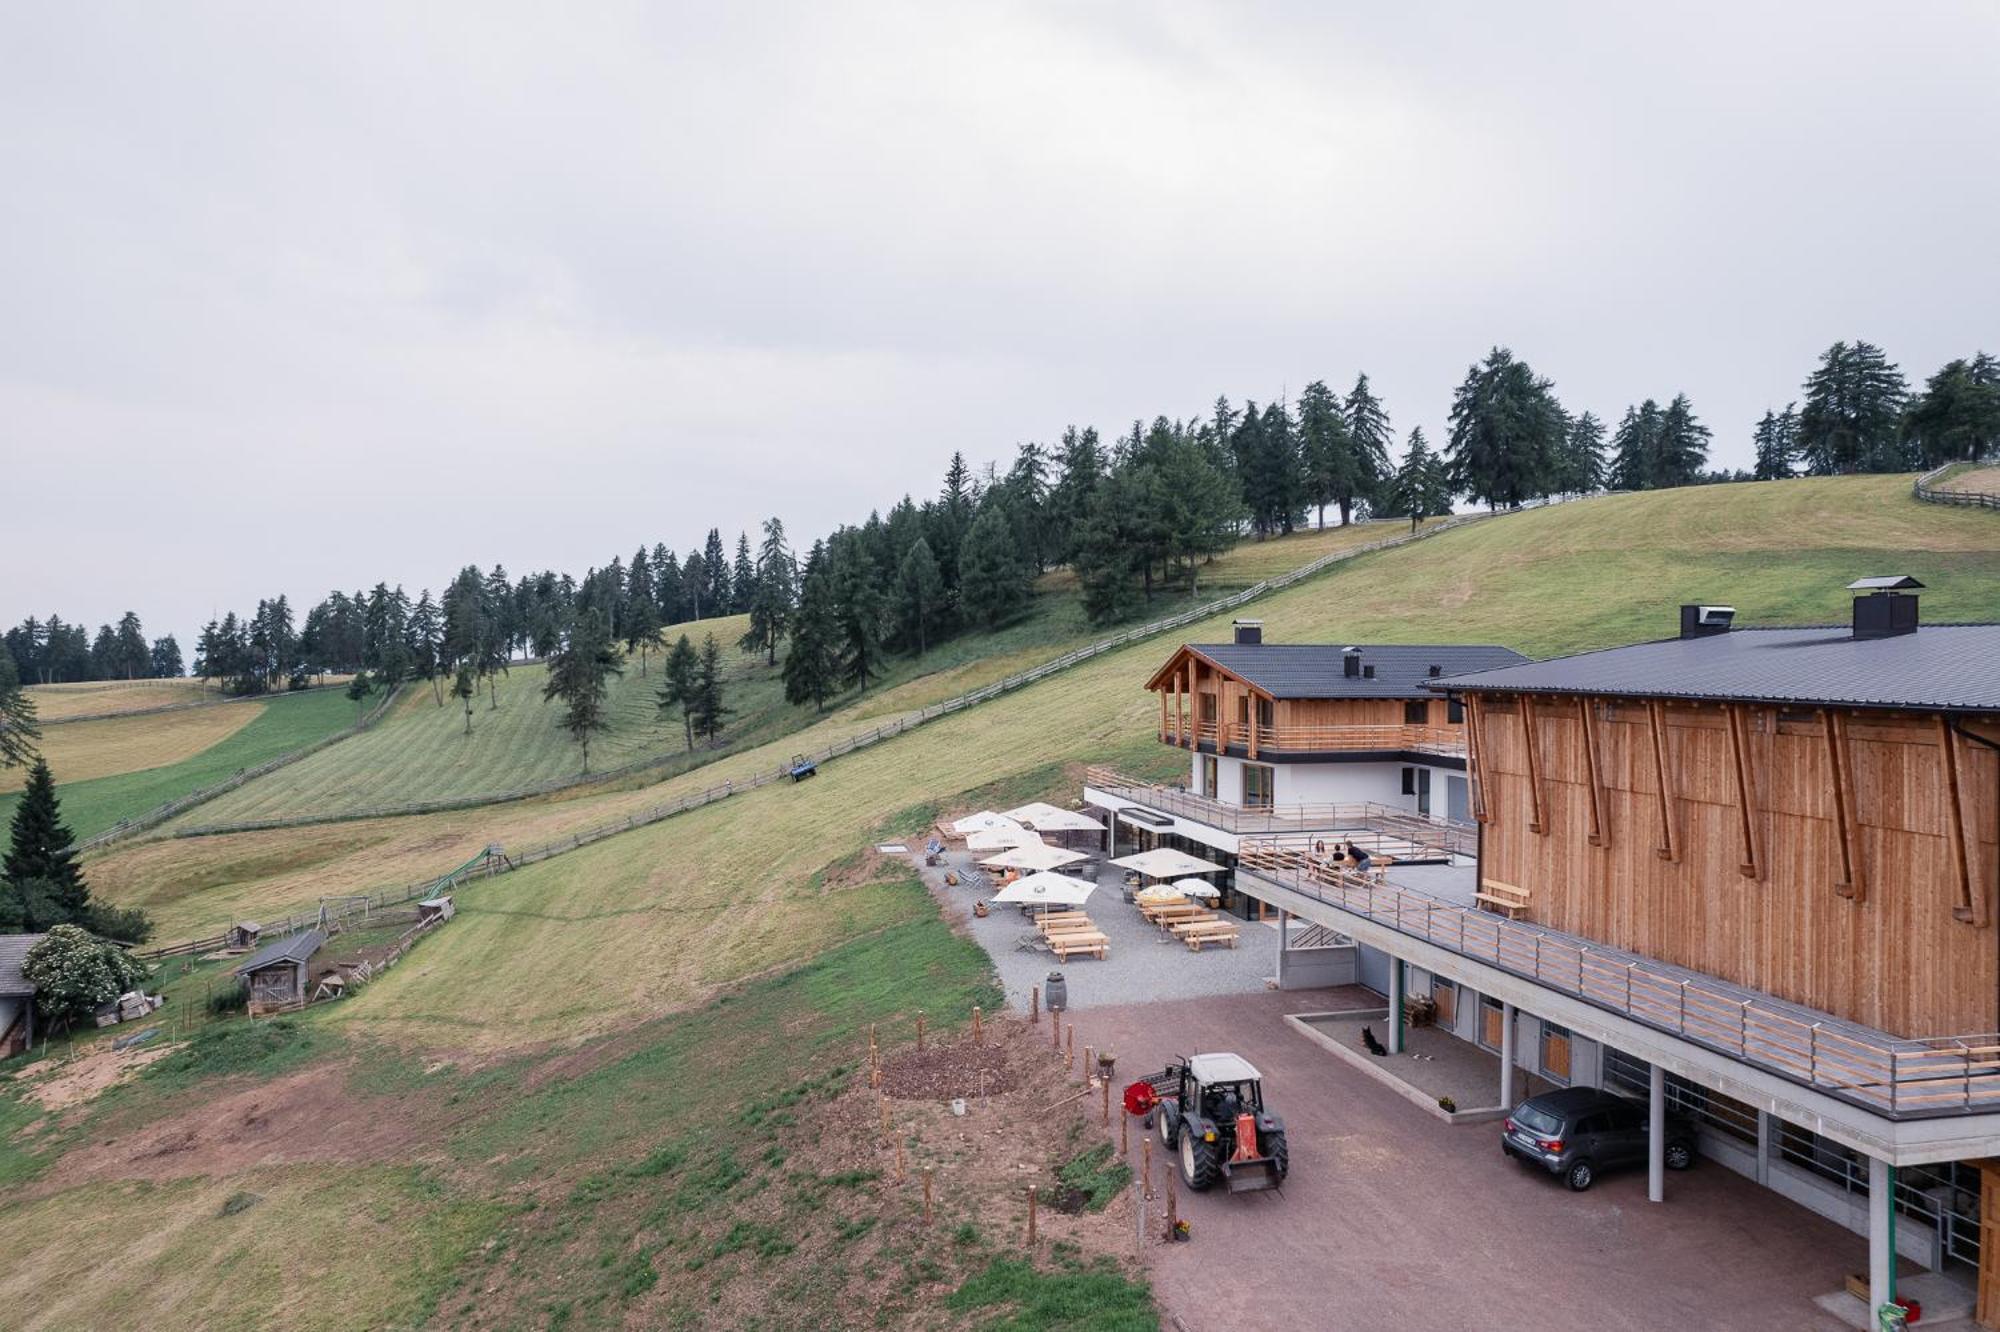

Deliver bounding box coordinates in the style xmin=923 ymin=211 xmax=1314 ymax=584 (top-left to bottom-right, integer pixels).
xmin=1647 ymin=1063 xmax=1666 ymax=1203
xmin=1498 ymin=1002 xmax=1516 ymax=1109
xmin=1868 ymin=1154 xmax=1896 ymax=1320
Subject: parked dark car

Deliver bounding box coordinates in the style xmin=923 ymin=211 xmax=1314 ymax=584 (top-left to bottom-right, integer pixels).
xmin=1501 ymin=1086 xmax=1695 ymax=1191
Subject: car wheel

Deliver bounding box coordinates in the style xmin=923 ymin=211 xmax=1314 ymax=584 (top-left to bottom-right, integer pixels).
xmin=1665 ymin=1140 xmax=1694 ymax=1171
xmin=1565 ymin=1159 xmax=1595 ymax=1191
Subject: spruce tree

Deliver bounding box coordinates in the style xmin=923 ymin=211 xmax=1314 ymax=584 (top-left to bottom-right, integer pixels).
xmin=543 ymin=610 xmax=623 ymax=773
xmin=958 ymin=503 xmax=1032 ymax=629
xmin=0 ymin=649 xmax=39 ymax=770
xmin=731 ymin=533 xmax=757 ymax=615
xmin=346 ymin=670 xmax=374 ymax=722
xmin=114 ymin=612 xmax=148 ymax=680
xmin=1443 ymin=348 xmax=1564 ymax=508
xmin=1344 ymin=374 xmax=1395 ymax=514
xmin=1902 ymin=354 xmax=2000 ymax=466
xmin=1656 ymin=394 xmax=1712 ymax=487
xmin=832 ymin=540 xmax=886 ymax=690
xmin=1389 ymin=428 xmax=1451 ymax=532
xmin=896 ymin=538 xmax=944 ymax=655
xmin=3 ymin=758 xmax=87 ymax=919
xmin=657 ymin=634 xmax=701 ymax=749
xmin=1609 ymin=402 xmax=1663 ymax=491
xmin=692 ymin=634 xmax=732 ymax=742
xmin=703 ymin=529 xmax=730 ymax=613
xmin=149 ymin=635 xmax=184 ymax=679
xmin=742 ymin=517 xmax=796 ymax=665
xmin=1751 ymin=406 xmax=1799 ymax=480
xmin=453 ymin=664 xmax=476 ymax=734
xmin=623 ymin=559 xmax=663 ymax=674
xmin=783 ymin=549 xmax=841 ymax=711
xmin=1797 ymin=340 xmax=1910 ymax=474
xmin=1296 ymin=380 xmax=1358 ymax=528
xmin=1557 ymin=411 xmax=1607 ymax=495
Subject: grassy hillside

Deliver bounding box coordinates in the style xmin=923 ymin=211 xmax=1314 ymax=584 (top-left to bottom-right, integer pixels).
xmin=1 ymin=703 xmax=261 ymax=794
xmin=26 ymin=678 xmax=219 ymax=721
xmin=0 ymin=687 xmax=359 ymax=842
xmin=165 ymin=522 xmax=1409 ymax=831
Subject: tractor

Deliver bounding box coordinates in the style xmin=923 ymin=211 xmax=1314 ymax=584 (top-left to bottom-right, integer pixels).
xmin=1144 ymin=1053 xmax=1288 ymax=1193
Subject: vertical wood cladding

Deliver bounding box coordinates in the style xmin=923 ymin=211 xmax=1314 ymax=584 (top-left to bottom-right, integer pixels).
xmin=1474 ymin=693 xmax=2000 ymax=1038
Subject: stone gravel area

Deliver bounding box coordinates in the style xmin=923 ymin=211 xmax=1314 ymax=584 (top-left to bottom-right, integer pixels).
xmin=917 ymin=850 xmax=1280 ymax=1013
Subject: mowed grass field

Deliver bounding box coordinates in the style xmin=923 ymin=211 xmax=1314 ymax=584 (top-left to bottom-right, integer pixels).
xmin=25 ymin=678 xmax=221 ymax=720
xmin=0 ymin=703 xmax=261 ymax=794
xmin=0 ymin=687 xmax=360 ymax=842
xmin=84 ymin=472 xmax=1998 ymax=1039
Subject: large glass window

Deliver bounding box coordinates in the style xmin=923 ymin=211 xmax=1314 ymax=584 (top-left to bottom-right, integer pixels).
xmin=1242 ymin=763 xmax=1275 ymax=809
xmin=1404 ymin=700 xmax=1429 ymax=725
xmin=1200 ymin=755 xmax=1218 ymax=799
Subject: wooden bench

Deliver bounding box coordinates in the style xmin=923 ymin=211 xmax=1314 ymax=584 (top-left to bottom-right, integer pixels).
xmin=1041 ymin=917 xmax=1100 ymax=936
xmin=1034 ymin=911 xmax=1091 ymax=931
xmin=1180 ymin=924 xmax=1241 ymax=952
xmin=1146 ymin=904 xmax=1211 ymax=925
xmin=1474 ymin=879 xmax=1531 ymax=919
xmin=1049 ymin=931 xmax=1110 ymax=961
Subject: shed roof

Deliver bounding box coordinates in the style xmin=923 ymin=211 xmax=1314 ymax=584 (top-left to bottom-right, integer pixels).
xmin=233 ymin=928 xmax=327 ymax=977
xmin=1433 ymin=623 xmax=2000 ymax=714
xmin=0 ymin=934 xmax=48 ymax=997
xmin=1148 ymin=643 xmax=1529 ymax=699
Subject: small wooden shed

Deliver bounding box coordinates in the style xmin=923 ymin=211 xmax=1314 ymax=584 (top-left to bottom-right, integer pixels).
xmin=225 ymin=921 xmax=262 ymax=950
xmin=233 ymin=928 xmax=326 ymax=1015
xmin=416 ymin=896 xmax=455 ymax=926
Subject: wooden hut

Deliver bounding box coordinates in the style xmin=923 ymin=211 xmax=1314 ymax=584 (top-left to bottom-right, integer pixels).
xmin=224 ymin=921 xmax=262 ymax=950
xmin=233 ymin=928 xmax=326 ymax=1015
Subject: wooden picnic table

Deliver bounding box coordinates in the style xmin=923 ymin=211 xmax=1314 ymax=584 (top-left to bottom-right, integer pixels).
xmin=1049 ymin=931 xmax=1109 ymax=961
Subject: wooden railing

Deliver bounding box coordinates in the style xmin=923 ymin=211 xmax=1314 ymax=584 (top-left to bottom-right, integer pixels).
xmin=1083 ymin=767 xmax=1476 ymax=855
xmin=1915 ymin=461 xmax=2000 ymax=511
xmin=1167 ymin=721 xmax=1463 ymax=757
xmin=1234 ymin=842 xmax=2000 ymax=1120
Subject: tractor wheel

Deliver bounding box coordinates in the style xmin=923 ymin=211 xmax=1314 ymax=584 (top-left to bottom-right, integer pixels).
xmin=1154 ymin=1104 xmax=1178 ymax=1148
xmin=1265 ymin=1129 xmax=1290 ymax=1180
xmin=1180 ymin=1131 xmax=1221 ymax=1192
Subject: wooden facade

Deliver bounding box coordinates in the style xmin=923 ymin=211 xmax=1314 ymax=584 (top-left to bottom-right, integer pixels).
xmin=1146 ymin=647 xmax=1461 ymax=757
xmin=1466 ymin=692 xmax=2000 ymax=1039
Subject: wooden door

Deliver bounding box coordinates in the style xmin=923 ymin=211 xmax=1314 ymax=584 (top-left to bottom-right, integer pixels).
xmin=1481 ymin=1001 xmax=1503 ymax=1050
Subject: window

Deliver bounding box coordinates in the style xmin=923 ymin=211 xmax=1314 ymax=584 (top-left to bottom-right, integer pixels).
xmin=1401 ymin=766 xmax=1416 ymax=795
xmin=1256 ymin=697 xmax=1274 ymax=729
xmin=1539 ymin=1022 xmax=1572 ymax=1083
xmin=1415 ymin=768 xmax=1432 ymax=816
xmin=1448 ymin=699 xmax=1465 ymax=724
xmin=1404 ymin=700 xmax=1429 ymax=725
xmin=1235 ymin=696 xmax=1249 ymax=726
xmin=1200 ymin=755 xmax=1218 ymax=799
xmin=1198 ymin=693 xmax=1217 ymax=723
xmin=1242 ymin=763 xmax=1275 ymax=809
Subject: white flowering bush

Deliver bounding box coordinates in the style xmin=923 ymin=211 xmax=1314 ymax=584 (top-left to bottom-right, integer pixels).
xmin=21 ymin=924 xmax=152 ymax=1031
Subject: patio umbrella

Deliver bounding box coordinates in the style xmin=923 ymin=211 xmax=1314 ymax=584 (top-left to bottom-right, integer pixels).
xmin=1171 ymin=877 xmax=1221 ymax=900
xmin=950 ymin=811 xmax=1025 ymax=835
xmin=966 ymin=827 xmax=1044 ymax=853
xmin=1003 ymin=801 xmax=1107 ymax=833
xmin=990 ymin=872 xmax=1096 ymax=908
xmin=978 ymin=843 xmax=1089 ymax=872
xmin=1110 ymin=848 xmax=1226 ymax=880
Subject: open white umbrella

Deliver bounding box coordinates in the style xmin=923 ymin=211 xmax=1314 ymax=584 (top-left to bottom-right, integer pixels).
xmin=966 ymin=827 xmax=1044 ymax=852
xmin=979 ymin=843 xmax=1089 ymax=872
xmin=1110 ymin=848 xmax=1226 ymax=880
xmin=1003 ymin=801 xmax=1107 ymax=833
xmin=1171 ymin=877 xmax=1221 ymax=899
xmin=990 ymin=872 xmax=1096 ymax=907
xmin=951 ymin=811 xmax=1025 ymax=835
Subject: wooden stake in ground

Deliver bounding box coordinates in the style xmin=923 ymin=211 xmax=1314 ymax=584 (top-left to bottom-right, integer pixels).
xmin=923 ymin=1168 xmax=934 ymax=1226
xmin=971 ymin=1005 xmax=983 ymax=1045
xmin=1052 ymin=1009 xmax=1061 ymax=1051
xmin=1120 ymin=1106 xmax=1129 ymax=1158
xmin=1102 ymin=1075 xmax=1111 ymax=1126
xmin=1082 ymin=1044 xmax=1092 ymax=1084
xmin=1142 ymin=1138 xmax=1154 ymax=1200
xmin=1066 ymin=1023 xmax=1075 ymax=1072
xmin=1030 ymin=985 xmax=1039 ymax=1026
xmin=1165 ymin=1164 xmax=1178 ymax=1241
xmin=1026 ymin=1184 xmax=1038 ymax=1247
xmin=916 ymin=1010 xmax=926 ymax=1052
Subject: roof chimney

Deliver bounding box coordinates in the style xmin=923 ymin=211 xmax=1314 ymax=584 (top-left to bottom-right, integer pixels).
xmin=1362 ymin=664 xmax=1376 ymax=679
xmin=1679 ymin=604 xmax=1736 ymax=639
xmin=1232 ymin=619 xmax=1263 ymax=646
xmin=1343 ymin=647 xmax=1361 ymax=678
xmin=1848 ymin=576 xmax=1923 ymax=639
xmin=1428 ymin=664 xmax=1443 ymax=678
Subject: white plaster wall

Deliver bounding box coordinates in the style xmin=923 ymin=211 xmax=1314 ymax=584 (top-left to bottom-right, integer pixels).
xmin=1275 ymin=761 xmax=1408 ymax=808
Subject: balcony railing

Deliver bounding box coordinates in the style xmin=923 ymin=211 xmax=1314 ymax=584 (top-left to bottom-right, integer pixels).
xmin=1234 ymin=842 xmax=2000 ymax=1121
xmin=1083 ymin=767 xmax=1476 ymax=856
xmin=1164 ymin=721 xmax=1464 ymax=757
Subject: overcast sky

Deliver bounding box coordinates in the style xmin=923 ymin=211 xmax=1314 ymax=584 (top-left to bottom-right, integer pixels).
xmin=6 ymin=3 xmax=1997 ymax=648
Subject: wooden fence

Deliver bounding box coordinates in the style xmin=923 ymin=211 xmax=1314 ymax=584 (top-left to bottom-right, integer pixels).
xmin=1914 ymin=461 xmax=2000 ymax=510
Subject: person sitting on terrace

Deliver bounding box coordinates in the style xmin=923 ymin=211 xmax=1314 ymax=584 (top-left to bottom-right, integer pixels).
xmin=1343 ymin=841 xmax=1374 ymax=872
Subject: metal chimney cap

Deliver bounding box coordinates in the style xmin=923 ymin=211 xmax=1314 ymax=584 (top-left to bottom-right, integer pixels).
xmin=1847 ymin=575 xmax=1924 ymax=591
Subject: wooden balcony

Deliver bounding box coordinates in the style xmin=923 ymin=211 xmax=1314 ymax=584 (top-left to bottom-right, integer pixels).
xmin=1164 ymin=721 xmax=1464 ymax=758
xmin=1235 ymin=841 xmax=2000 ymax=1121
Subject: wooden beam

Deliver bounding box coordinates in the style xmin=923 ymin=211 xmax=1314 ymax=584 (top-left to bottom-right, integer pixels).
xmin=1725 ymin=704 xmax=1760 ymax=879
xmin=1466 ymin=694 xmax=1491 ymax=824
xmin=1159 ymin=686 xmax=1170 ymax=744
xmin=1247 ymin=693 xmax=1259 ymax=761
xmin=1521 ymin=695 xmax=1548 ymax=835
xmin=1647 ymin=700 xmax=1679 ymax=862
xmin=1185 ymin=657 xmax=1196 ymax=749
xmin=1940 ymin=715 xmax=1981 ymax=925
xmin=1822 ymin=707 xmax=1862 ymax=901
xmin=1576 ymin=696 xmax=1605 ymax=847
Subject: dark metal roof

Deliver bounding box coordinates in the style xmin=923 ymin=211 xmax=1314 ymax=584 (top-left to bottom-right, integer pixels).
xmin=1848 ymin=575 xmax=1924 ymax=591
xmin=0 ymin=933 xmax=47 ymax=996
xmin=1180 ymin=643 xmax=1530 ymax=699
xmin=1433 ymin=624 xmax=2000 ymax=714
xmin=233 ymin=927 xmax=327 ymax=976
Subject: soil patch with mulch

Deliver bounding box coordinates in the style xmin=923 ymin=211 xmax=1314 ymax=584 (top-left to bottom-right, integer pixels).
xmin=880 ymin=1041 xmax=1017 ymax=1100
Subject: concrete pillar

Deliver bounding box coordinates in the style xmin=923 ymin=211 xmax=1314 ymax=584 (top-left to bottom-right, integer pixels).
xmin=1498 ymin=1003 xmax=1516 ymax=1108
xmin=1647 ymin=1063 xmax=1666 ymax=1203
xmin=1869 ymin=1155 xmax=1895 ymax=1320
xmin=1387 ymin=957 xmax=1405 ymax=1054
xmin=1755 ymin=1110 xmax=1773 ymax=1187
xmin=1276 ymin=909 xmax=1291 ymax=988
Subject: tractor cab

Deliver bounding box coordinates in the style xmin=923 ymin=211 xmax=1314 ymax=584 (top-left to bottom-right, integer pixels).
xmin=1147 ymin=1053 xmax=1289 ymax=1193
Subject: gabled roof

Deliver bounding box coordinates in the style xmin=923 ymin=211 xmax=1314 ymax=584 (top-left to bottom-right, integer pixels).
xmin=0 ymin=934 xmax=48 ymax=997
xmin=1432 ymin=624 xmax=2000 ymax=714
xmin=234 ymin=927 xmax=327 ymax=977
xmin=1147 ymin=643 xmax=1530 ymax=700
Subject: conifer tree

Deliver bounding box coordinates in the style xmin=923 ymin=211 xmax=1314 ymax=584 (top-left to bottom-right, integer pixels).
xmin=657 ymin=634 xmax=701 ymax=749
xmin=1798 ymin=341 xmax=1910 ymax=474
xmin=731 ymin=533 xmax=756 ymax=615
xmin=681 ymin=550 xmax=706 ymax=621
xmin=692 ymin=634 xmax=732 ymax=742
xmin=544 ymin=610 xmax=623 ymax=772
xmin=958 ymin=503 xmax=1033 ymax=629
xmin=1444 ymin=348 xmax=1564 ymax=508
xmin=452 ymin=664 xmax=476 ymax=734
xmin=114 ymin=612 xmax=149 ymax=679
xmin=831 ymin=540 xmax=886 ymax=690
xmin=703 ymin=529 xmax=730 ymax=613
xmin=896 ymin=537 xmax=944 ymax=655
xmin=1389 ymin=428 xmax=1451 ymax=531
xmin=1296 ymin=379 xmax=1358 ymax=528
xmin=3 ymin=758 xmax=87 ymax=918
xmin=149 ymin=635 xmax=183 ymax=679
xmin=783 ymin=548 xmax=841 ymax=711
xmin=1609 ymin=401 xmax=1663 ymax=491
xmin=0 ymin=649 xmax=39 ymax=770
xmin=1344 ymin=374 xmax=1395 ymax=513
xmin=1751 ymin=406 xmax=1800 ymax=480
xmin=1902 ymin=354 xmax=2000 ymax=466
xmin=741 ymin=517 xmax=796 ymax=665
xmin=346 ymin=670 xmax=373 ymax=722
xmin=623 ymin=554 xmax=664 ymax=674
